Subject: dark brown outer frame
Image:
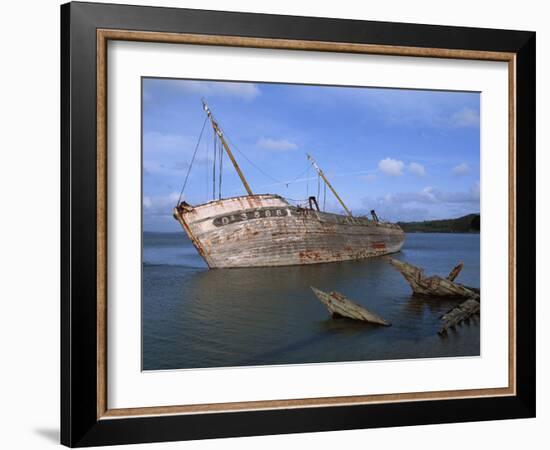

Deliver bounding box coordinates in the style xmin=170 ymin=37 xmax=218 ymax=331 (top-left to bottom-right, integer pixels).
xmin=61 ymin=1 xmax=536 ymax=447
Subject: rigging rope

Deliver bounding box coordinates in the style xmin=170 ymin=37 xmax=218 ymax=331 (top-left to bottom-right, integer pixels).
xmin=218 ymin=139 xmax=223 ymax=200
xmin=317 ymin=172 xmax=321 ymax=200
xmin=306 ymin=163 xmax=310 ymax=198
xmin=224 ymin=134 xmax=283 ymax=185
xmin=202 ymin=120 xmax=325 ymax=202
xmin=283 ymin=197 xmax=309 ymax=203
xmin=222 ymin=129 xmax=317 ymax=190
xmin=284 ymin=163 xmax=313 ymax=187
xmin=177 ymin=116 xmax=208 ymax=206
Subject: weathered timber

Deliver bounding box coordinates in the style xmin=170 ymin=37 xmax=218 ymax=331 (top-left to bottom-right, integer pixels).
xmin=438 ymin=298 xmax=480 ymax=335
xmin=389 ymin=258 xmax=479 ymax=299
xmin=447 ymin=262 xmax=464 ymax=282
xmin=202 ymin=100 xmax=253 ymax=196
xmin=311 ymin=287 xmax=390 ymax=326
xmin=307 ymin=153 xmax=352 ymax=217
xmin=174 ymin=194 xmax=405 ymax=268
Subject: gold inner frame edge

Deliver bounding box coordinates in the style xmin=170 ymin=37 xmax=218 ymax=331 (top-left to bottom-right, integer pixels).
xmin=96 ymin=29 xmax=517 ymax=420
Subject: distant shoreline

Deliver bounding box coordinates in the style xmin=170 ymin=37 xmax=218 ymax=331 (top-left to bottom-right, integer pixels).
xmin=397 ymin=213 xmax=480 ymax=234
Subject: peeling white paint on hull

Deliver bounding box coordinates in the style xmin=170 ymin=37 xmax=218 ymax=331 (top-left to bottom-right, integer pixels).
xmin=174 ymin=194 xmax=405 ymax=269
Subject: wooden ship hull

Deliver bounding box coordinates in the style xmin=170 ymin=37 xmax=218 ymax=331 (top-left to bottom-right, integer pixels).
xmin=174 ymin=194 xmax=404 ymax=269
xmin=173 ymin=100 xmax=405 ymax=269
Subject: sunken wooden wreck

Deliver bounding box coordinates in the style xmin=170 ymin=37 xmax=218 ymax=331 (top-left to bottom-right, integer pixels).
xmin=173 ymin=101 xmax=405 ymax=268
xmin=311 ymin=287 xmax=390 ymax=326
xmin=438 ymin=299 xmax=480 ymax=335
xmin=389 ymin=258 xmax=479 ymax=299
xmin=389 ymin=258 xmax=480 ymax=335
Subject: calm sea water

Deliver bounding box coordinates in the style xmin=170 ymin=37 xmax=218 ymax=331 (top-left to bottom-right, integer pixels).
xmin=142 ymin=232 xmax=480 ymax=370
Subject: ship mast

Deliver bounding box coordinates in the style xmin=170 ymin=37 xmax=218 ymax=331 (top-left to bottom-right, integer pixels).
xmin=307 ymin=153 xmax=352 ymax=217
xmin=202 ymin=100 xmax=253 ymax=196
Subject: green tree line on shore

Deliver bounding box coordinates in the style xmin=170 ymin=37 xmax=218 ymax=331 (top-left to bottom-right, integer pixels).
xmin=397 ymin=214 xmax=480 ymax=233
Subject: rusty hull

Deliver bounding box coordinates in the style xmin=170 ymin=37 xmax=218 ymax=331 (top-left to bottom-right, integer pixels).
xmin=174 ymin=194 xmax=405 ymax=268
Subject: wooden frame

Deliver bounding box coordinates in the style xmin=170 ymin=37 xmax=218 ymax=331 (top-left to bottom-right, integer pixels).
xmin=61 ymin=1 xmax=535 ymax=446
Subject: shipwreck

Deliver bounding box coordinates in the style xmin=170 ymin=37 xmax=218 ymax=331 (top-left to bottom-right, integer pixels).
xmin=389 ymin=258 xmax=479 ymax=299
xmin=389 ymin=258 xmax=480 ymax=335
xmin=173 ymin=101 xmax=405 ymax=268
xmin=311 ymin=287 xmax=390 ymax=326
xmin=438 ymin=299 xmax=480 ymax=335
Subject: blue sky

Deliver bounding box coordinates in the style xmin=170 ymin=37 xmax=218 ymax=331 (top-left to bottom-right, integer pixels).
xmin=143 ymin=78 xmax=480 ymax=232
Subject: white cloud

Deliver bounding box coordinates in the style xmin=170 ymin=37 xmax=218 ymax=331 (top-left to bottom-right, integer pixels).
xmin=378 ymin=158 xmax=404 ymax=176
xmin=379 ymin=184 xmax=480 ymax=206
xmin=450 ymin=107 xmax=479 ymax=128
xmin=408 ymin=162 xmax=426 ymax=176
xmin=143 ymin=192 xmax=182 ymax=217
xmin=256 ymin=137 xmax=298 ymax=151
xmin=359 ymin=182 xmax=480 ymax=222
xmin=452 ymin=162 xmax=470 ymax=176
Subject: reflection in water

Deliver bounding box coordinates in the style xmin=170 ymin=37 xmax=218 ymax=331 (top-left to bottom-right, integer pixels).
xmin=143 ymin=232 xmax=480 ymax=370
xmin=402 ymin=295 xmax=460 ymax=317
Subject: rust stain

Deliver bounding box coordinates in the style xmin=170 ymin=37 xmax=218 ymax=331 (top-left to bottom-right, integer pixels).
xmin=173 ymin=195 xmax=405 ymax=268
xmin=299 ymin=250 xmax=322 ymax=262
xmin=371 ymin=241 xmax=387 ymax=250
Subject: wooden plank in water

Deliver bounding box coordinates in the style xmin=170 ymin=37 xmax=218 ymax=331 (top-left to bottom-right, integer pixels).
xmin=438 ymin=299 xmax=480 ymax=335
xmin=311 ymin=287 xmax=390 ymax=326
xmin=389 ymin=258 xmax=479 ymax=299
